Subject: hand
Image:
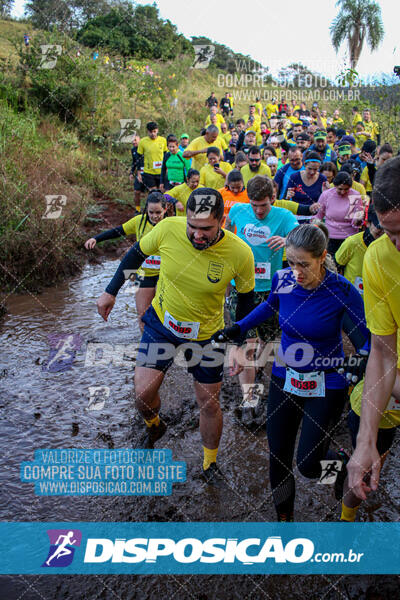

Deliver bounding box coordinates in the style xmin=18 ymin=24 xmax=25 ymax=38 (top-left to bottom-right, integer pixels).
xmin=363 ymin=152 xmax=374 ymax=164
xmin=228 ymin=345 xmax=245 ymax=376
xmin=129 ymin=173 xmax=134 ymax=182
xmin=137 ymin=172 xmax=143 ymax=183
xmin=211 ymin=324 xmax=241 ymax=344
xmin=309 ymin=202 xmax=320 ymax=213
xmin=347 ymin=442 xmax=381 ymax=501
xmin=85 ymin=238 xmax=97 ymax=250
xmin=159 ymin=184 xmax=165 ymax=193
xmin=337 ymin=352 xmax=368 ymax=385
xmin=176 ymin=201 xmax=184 ymax=212
xmin=287 ymin=188 xmax=295 ymax=199
xmin=97 ymin=292 xmax=116 ymax=322
xmin=266 ymin=235 xmax=285 ymax=251
xmin=214 ymin=166 xmax=225 ymax=176
xmin=322 ymin=180 xmax=330 ymax=191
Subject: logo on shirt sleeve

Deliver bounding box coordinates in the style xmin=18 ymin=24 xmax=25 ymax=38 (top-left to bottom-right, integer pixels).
xmin=207 ymin=261 xmax=224 ymax=283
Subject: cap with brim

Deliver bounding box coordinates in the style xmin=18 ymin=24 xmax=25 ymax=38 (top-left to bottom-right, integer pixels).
xmin=180 ymin=133 xmax=189 ymax=139
xmin=267 ymin=156 xmax=278 ymax=166
xmin=245 ymin=130 xmax=256 ymax=135
xmin=338 ymin=145 xmax=352 ymax=155
xmin=341 ymin=135 xmax=355 ymax=146
xmin=297 ymin=133 xmax=310 ymax=141
xmin=314 ymin=131 xmax=327 ymax=140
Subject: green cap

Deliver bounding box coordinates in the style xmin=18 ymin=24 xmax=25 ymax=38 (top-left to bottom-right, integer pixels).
xmin=314 ymin=130 xmax=327 ymax=140
xmin=180 ymin=133 xmax=189 ymax=139
xmin=338 ymin=144 xmax=351 ymax=155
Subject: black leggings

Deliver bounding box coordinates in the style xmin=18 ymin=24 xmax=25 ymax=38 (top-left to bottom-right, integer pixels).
xmin=267 ymin=374 xmax=348 ymax=515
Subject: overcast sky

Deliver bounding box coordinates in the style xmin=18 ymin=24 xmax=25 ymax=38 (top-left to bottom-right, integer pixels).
xmin=12 ymin=0 xmax=400 ymax=80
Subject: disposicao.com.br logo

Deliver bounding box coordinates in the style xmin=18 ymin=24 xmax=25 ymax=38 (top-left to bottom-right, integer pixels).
xmin=42 ymin=529 xmax=82 ymax=567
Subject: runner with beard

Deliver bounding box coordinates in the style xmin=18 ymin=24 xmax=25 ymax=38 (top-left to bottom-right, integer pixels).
xmin=96 ymin=188 xmax=255 ymax=483
xmin=240 ymin=146 xmax=271 ymax=186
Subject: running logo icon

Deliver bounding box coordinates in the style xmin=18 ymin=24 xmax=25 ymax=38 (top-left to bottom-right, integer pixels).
xmin=42 ymin=333 xmax=82 ymax=373
xmin=318 ymin=460 xmax=342 ymax=485
xmin=192 ymin=45 xmax=215 ymax=69
xmin=42 ymin=529 xmax=82 ymax=567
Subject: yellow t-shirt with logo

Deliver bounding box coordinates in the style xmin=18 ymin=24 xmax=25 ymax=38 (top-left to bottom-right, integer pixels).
xmin=185 ymin=136 xmax=228 ymax=171
xmin=335 ymin=231 xmax=366 ymax=293
xmin=199 ymin=161 xmax=233 ymax=190
xmin=168 ymin=183 xmax=204 ymax=216
xmin=363 ymin=120 xmax=380 ymax=142
xmin=139 ymin=217 xmax=255 ymax=340
xmin=332 ymin=117 xmax=345 ymax=128
xmin=137 ymin=136 xmax=167 ymax=175
xmin=122 ymin=214 xmax=161 ymax=277
xmin=205 ymin=113 xmax=225 ymax=127
xmin=265 ymin=103 xmax=279 ymax=118
xmin=241 ymin=163 xmax=271 ymax=187
xmin=359 ymin=234 xmax=400 ymax=425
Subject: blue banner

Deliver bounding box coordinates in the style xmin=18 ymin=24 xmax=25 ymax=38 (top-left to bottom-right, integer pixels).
xmin=1 ymin=522 xmax=399 ymax=574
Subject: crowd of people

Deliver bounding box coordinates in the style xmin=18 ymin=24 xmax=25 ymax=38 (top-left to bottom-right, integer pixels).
xmin=85 ymin=95 xmax=400 ymax=523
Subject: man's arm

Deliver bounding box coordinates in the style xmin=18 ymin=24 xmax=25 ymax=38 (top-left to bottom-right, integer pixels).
xmin=347 ymin=332 xmax=398 ymax=500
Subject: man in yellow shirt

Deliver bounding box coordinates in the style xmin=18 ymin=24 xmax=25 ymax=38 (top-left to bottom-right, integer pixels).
xmin=240 ymin=146 xmax=271 ymax=186
xmin=265 ymin=99 xmax=279 ymax=119
xmin=205 ymin=105 xmax=225 ymax=129
xmin=352 ymin=106 xmax=363 ymax=132
xmin=347 ymin=157 xmax=400 ymax=507
xmin=332 ymin=108 xmax=345 ymax=128
xmin=97 ymin=188 xmax=255 ymax=484
xmin=255 ymin=97 xmax=263 ymax=118
xmin=220 ymin=121 xmax=231 ymax=144
xmin=137 ymin=121 xmax=167 ymax=190
xmin=362 ymin=108 xmax=380 ymax=143
xmin=199 ymin=147 xmax=232 ymax=189
xmin=183 ymin=125 xmax=227 ymax=171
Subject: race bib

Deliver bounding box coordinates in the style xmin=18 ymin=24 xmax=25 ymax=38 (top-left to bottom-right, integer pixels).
xmin=354 ymin=276 xmax=363 ymax=295
xmin=255 ymin=262 xmax=271 ymax=279
xmin=163 ymin=310 xmax=200 ymax=340
xmin=284 ymin=367 xmax=325 ymax=397
xmin=153 ymin=161 xmax=162 ymax=169
xmin=387 ymin=396 xmax=400 ymax=411
xmin=144 ymin=255 xmax=161 ymax=269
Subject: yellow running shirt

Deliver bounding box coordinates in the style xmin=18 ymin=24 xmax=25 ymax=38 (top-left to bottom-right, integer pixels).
xmin=122 ymin=214 xmax=162 ymax=277
xmin=335 ymin=231 xmax=366 ymax=293
xmin=137 ymin=136 xmax=167 ymax=175
xmin=168 ymin=183 xmax=204 ymax=216
xmin=185 ymin=136 xmax=227 ymax=171
xmin=360 ymin=234 xmax=400 ymax=425
xmin=139 ymin=217 xmax=255 ymax=340
xmin=240 ymin=163 xmax=271 ymax=186
xmin=200 ymin=161 xmax=233 ymax=189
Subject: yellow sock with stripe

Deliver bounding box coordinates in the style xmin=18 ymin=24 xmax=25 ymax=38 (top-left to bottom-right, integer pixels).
xmin=203 ymin=446 xmax=218 ymax=471
xmin=144 ymin=414 xmax=160 ymax=428
xmin=341 ymin=502 xmax=360 ymax=522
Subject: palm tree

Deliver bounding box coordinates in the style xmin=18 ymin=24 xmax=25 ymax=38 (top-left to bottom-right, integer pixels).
xmin=330 ymin=0 xmax=384 ymax=69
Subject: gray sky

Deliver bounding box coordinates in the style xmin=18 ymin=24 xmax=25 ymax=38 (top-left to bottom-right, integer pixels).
xmin=12 ymin=0 xmax=400 ymax=79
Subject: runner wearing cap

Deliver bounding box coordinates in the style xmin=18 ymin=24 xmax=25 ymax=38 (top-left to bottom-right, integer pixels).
xmin=213 ymin=223 xmax=370 ymax=520
xmin=309 ymin=130 xmax=337 ymax=163
xmin=97 ymin=188 xmax=255 ymax=483
xmin=266 ymin=156 xmax=279 ymax=177
xmin=183 ymin=125 xmax=227 ymax=171
xmin=224 ymin=139 xmax=237 ymax=164
xmin=179 ymin=133 xmax=190 ymax=152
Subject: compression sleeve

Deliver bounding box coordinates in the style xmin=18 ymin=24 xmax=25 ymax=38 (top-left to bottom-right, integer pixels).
xmin=236 ymin=279 xmax=280 ymax=334
xmin=95 ymin=226 xmax=125 ymax=242
xmin=340 ymin=280 xmax=371 ymax=353
xmin=105 ymin=242 xmax=149 ymax=296
xmin=296 ymin=203 xmax=313 ymax=215
xmin=235 ymin=290 xmax=255 ymax=321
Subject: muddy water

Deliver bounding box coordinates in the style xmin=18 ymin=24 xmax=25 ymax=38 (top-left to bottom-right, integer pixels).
xmin=0 ymin=261 xmax=399 ymax=599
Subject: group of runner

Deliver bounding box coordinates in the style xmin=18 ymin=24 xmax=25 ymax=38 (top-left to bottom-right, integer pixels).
xmin=85 ymin=97 xmax=399 ymax=522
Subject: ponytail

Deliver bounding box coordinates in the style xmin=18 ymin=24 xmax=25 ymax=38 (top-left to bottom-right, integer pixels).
xmin=285 ymin=222 xmax=337 ymax=272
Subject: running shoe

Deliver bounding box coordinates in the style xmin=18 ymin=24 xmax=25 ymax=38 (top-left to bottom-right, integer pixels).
xmin=141 ymin=420 xmax=167 ymax=449
xmin=202 ymin=462 xmax=225 ymax=486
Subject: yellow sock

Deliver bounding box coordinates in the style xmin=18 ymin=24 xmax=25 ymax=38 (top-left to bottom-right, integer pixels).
xmin=144 ymin=414 xmax=160 ymax=428
xmin=203 ymin=446 xmax=218 ymax=471
xmin=341 ymin=502 xmax=360 ymax=522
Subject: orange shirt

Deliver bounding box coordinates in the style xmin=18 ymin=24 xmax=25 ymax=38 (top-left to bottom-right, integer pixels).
xmin=219 ymin=186 xmax=250 ymax=227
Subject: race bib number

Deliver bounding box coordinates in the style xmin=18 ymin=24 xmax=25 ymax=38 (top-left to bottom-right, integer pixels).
xmin=163 ymin=310 xmax=200 ymax=340
xmin=354 ymin=276 xmax=363 ymax=295
xmin=153 ymin=161 xmax=162 ymax=169
xmin=255 ymin=262 xmax=271 ymax=279
xmin=387 ymin=396 xmax=400 ymax=411
xmin=144 ymin=255 xmax=161 ymax=269
xmin=284 ymin=367 xmax=325 ymax=397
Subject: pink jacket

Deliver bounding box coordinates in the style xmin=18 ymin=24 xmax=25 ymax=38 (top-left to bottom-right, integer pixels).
xmin=315 ymin=187 xmax=364 ymax=239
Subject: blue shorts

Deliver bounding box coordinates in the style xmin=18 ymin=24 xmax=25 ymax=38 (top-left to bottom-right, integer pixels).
xmin=136 ymin=305 xmax=225 ymax=384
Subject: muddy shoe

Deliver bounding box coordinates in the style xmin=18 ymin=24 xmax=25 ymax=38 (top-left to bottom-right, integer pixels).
xmin=202 ymin=463 xmax=226 ymax=486
xmin=334 ymin=449 xmax=350 ymax=501
xmin=140 ymin=421 xmax=167 ymax=449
